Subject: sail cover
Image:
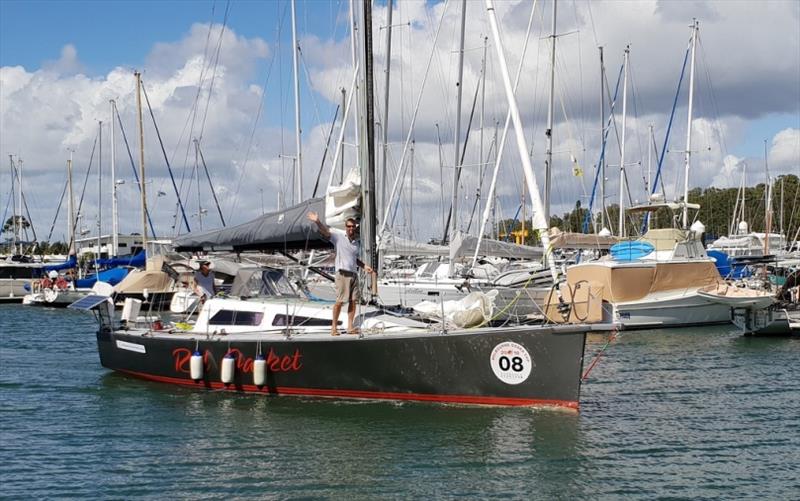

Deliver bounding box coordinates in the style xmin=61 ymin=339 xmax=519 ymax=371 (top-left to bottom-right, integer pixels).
xmin=173 ymin=198 xmax=330 ymax=252
xmin=449 ymin=231 xmax=544 ymax=261
xmin=378 ymin=232 xmax=449 ymax=257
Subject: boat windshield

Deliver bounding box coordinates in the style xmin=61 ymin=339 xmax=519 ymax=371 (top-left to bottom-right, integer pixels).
xmin=235 ymin=268 xmax=299 ymax=298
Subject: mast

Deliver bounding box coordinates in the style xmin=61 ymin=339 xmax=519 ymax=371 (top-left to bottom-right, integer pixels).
xmin=682 ymin=19 xmax=698 ymax=229
xmin=349 ymin=0 xmax=361 ymax=172
xmin=647 ymin=123 xmax=653 ymax=231
xmin=67 ymin=149 xmax=75 ymax=255
xmin=598 ymin=46 xmax=605 ymax=231
xmin=780 ymin=176 xmax=784 ymax=241
xmin=484 ymin=0 xmax=558 ymax=283
xmin=544 ymin=0 xmax=557 ymax=224
xmin=291 ymin=0 xmax=303 ymax=204
xmin=135 ymin=71 xmax=149 ymax=250
xmin=599 ymin=46 xmax=606 ymax=231
xmin=764 ymin=139 xmax=772 ymax=254
xmin=110 ymin=101 xmax=119 ymax=257
xmin=9 ymin=155 xmax=18 ymax=254
xmin=450 ymin=0 xmax=467 ymax=246
xmin=360 ymin=0 xmax=377 ymax=274
xmin=340 ymin=87 xmax=346 ymax=183
xmin=478 ymin=36 xmax=487 ymax=228
xmin=617 ymin=46 xmax=629 ymax=238
xmin=380 ymin=0 xmax=393 ymax=218
xmin=97 ymin=120 xmax=103 ymax=260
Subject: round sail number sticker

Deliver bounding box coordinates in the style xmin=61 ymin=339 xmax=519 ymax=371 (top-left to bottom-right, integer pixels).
xmin=490 ymin=342 xmax=532 ymax=385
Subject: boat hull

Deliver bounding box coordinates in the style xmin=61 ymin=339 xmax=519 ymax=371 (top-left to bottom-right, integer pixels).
xmin=614 ymin=292 xmax=732 ymax=329
xmin=96 ymin=325 xmax=588 ymax=409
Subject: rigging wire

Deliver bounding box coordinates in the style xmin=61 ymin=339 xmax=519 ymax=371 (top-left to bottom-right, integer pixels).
xmin=228 ymin=0 xmax=288 ymax=219
xmin=140 ymin=81 xmax=193 ymax=234
xmin=113 ymin=104 xmax=158 ymax=238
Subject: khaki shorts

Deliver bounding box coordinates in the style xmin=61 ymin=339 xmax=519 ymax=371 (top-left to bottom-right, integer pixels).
xmin=335 ymin=271 xmax=359 ymax=303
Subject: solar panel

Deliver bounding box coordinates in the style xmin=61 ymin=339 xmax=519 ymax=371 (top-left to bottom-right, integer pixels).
xmin=67 ymin=294 xmax=111 ymax=311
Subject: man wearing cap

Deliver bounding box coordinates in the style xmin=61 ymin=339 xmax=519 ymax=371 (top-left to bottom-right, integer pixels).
xmin=193 ymin=260 xmax=216 ymax=299
xmin=307 ymin=211 xmax=374 ymax=336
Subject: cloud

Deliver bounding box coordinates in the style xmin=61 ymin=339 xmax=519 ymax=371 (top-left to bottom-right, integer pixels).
xmin=770 ymin=128 xmax=800 ymax=176
xmin=1 ymin=1 xmax=799 ymax=244
xmin=42 ymin=44 xmax=86 ymax=76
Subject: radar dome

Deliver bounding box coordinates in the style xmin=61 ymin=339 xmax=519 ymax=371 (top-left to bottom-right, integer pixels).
xmin=737 ymin=221 xmax=749 ymax=234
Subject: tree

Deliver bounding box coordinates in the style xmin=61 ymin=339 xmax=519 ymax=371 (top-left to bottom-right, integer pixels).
xmin=2 ymin=215 xmax=30 ymax=235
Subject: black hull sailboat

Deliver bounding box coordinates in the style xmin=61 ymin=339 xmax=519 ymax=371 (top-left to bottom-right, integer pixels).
xmin=95 ymin=321 xmax=588 ymax=409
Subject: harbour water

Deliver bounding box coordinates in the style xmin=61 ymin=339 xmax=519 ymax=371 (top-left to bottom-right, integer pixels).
xmin=1 ymin=304 xmax=798 ymax=498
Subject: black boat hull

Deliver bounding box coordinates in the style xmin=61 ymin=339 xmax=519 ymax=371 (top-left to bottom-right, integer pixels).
xmin=97 ymin=326 xmax=587 ymax=409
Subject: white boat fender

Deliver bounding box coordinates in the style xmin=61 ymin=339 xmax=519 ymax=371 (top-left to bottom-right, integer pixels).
xmin=221 ymin=352 xmax=236 ymax=384
xmin=253 ymin=353 xmax=266 ymax=387
xmin=190 ymin=350 xmax=204 ymax=381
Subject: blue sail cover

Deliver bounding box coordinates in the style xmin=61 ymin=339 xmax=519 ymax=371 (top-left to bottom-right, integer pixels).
xmin=43 ymin=255 xmax=78 ymax=272
xmin=706 ymin=250 xmax=751 ymax=279
xmin=95 ymin=250 xmax=146 ymax=268
xmin=75 ymin=267 xmax=130 ymax=288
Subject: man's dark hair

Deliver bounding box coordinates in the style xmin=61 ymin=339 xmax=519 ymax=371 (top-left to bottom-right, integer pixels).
xmin=346 ymin=217 xmax=357 ymax=226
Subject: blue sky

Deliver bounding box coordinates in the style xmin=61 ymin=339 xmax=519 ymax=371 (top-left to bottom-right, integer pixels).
xmin=1 ymin=0 xmax=346 ymax=74
xmin=1 ymin=0 xmax=797 ymax=241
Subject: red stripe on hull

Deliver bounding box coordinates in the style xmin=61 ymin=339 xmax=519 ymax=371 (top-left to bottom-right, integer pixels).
xmin=118 ymin=369 xmax=579 ymax=410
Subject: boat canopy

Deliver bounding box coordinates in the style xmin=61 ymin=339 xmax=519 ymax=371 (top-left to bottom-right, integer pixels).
xmin=449 ymin=231 xmax=543 ymax=261
xmin=229 ymin=267 xmax=301 ymax=298
xmin=95 ymin=251 xmax=146 ymax=268
xmin=173 ymin=198 xmax=329 ymax=253
xmin=626 ymin=201 xmax=701 ymax=213
xmin=378 ymin=233 xmax=449 ymax=257
xmin=639 ymin=228 xmax=688 ymax=251
xmin=548 ymin=228 xmax=621 ymax=249
xmin=43 ymin=255 xmax=77 ymax=272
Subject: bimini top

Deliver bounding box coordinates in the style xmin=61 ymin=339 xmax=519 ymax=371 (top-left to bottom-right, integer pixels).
xmin=626 ymin=201 xmax=701 ymax=213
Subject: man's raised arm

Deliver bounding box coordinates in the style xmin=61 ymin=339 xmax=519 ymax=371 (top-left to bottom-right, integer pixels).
xmin=307 ymin=211 xmax=331 ymax=239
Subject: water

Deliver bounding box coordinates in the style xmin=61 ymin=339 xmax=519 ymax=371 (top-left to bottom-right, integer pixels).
xmin=1 ymin=304 xmax=798 ymax=499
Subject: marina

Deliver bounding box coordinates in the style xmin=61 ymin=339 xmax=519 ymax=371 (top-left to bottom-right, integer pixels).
xmin=1 ymin=0 xmax=798 ymax=497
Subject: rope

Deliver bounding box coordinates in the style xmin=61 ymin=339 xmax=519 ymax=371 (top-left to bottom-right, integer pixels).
xmin=582 ymin=328 xmax=619 ymax=380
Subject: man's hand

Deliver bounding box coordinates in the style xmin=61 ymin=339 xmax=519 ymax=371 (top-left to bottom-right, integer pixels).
xmin=307 ymin=211 xmax=319 ymax=223
xmin=364 ymin=265 xmax=375 ymax=275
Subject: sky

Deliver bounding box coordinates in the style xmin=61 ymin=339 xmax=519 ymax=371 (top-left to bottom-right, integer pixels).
xmin=1 ymin=0 xmax=798 ymax=245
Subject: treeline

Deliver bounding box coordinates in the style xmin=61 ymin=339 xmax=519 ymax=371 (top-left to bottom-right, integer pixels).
xmin=0 ymin=241 xmax=70 ymax=256
xmin=499 ymin=174 xmax=800 ymax=245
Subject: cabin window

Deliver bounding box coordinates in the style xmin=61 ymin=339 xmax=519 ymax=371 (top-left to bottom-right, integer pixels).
xmin=208 ymin=309 xmax=264 ymax=326
xmin=272 ymin=314 xmax=340 ymax=327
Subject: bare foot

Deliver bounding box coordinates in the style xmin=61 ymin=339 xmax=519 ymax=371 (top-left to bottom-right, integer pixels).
xmin=331 ymin=329 xmax=340 ymax=337
xmin=346 ymin=328 xmax=360 ymax=335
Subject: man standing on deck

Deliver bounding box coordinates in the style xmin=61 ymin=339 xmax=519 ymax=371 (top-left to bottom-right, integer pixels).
xmin=193 ymin=260 xmax=217 ymax=300
xmin=307 ymin=211 xmax=374 ymax=336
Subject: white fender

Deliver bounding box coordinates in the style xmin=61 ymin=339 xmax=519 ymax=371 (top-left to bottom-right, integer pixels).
xmin=253 ymin=354 xmax=266 ymax=387
xmin=190 ymin=350 xmax=204 ymax=381
xmin=221 ymin=352 xmax=236 ymax=384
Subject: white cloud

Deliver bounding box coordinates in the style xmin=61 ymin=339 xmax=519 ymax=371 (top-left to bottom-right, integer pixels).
xmin=1 ymin=1 xmax=799 ymax=243
xmin=42 ymin=44 xmax=86 ymax=76
xmin=770 ymin=128 xmax=800 ymax=176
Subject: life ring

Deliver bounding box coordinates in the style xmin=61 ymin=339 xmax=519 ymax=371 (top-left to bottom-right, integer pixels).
xmin=43 ymin=288 xmax=58 ymax=303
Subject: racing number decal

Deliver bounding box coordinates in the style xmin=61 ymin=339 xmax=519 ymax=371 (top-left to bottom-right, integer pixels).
xmin=490 ymin=341 xmax=532 ymax=385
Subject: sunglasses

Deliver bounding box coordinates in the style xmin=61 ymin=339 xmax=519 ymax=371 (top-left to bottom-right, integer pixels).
xmin=346 ymin=225 xmax=356 ymax=229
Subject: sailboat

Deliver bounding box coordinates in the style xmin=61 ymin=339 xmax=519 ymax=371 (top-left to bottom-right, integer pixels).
xmin=69 ymin=0 xmax=603 ymax=410
xmin=562 ymin=22 xmax=773 ymax=329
